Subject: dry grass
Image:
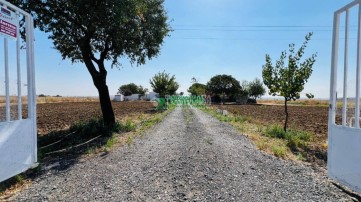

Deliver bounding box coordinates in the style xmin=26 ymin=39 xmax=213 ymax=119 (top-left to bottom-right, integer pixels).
xmin=201 ymin=106 xmax=314 ymax=162
xmin=36 ymin=96 xmax=98 ymax=103
xmin=258 ymin=98 xmax=360 ymax=110
xmin=0 ymin=96 xmax=98 ymax=104
xmin=258 ymin=99 xmax=329 ymax=106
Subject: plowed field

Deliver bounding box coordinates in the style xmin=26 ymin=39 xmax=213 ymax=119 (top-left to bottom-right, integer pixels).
xmin=36 ymin=101 xmax=154 ymax=135
xmin=223 ymin=104 xmax=329 ymax=137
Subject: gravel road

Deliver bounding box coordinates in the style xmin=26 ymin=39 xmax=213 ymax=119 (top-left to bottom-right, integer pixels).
xmin=10 ymin=107 xmax=356 ymax=201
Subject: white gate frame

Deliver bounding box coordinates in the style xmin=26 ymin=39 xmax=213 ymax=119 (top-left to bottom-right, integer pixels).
xmin=0 ymin=0 xmax=36 ymax=182
xmin=329 ymin=0 xmax=361 ymax=194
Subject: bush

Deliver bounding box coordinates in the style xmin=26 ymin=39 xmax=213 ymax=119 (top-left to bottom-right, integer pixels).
xmin=119 ymin=119 xmax=136 ymax=132
xmin=70 ymin=118 xmax=121 ymax=138
xmin=264 ymin=124 xmax=312 ymax=150
xmin=271 ymin=145 xmax=287 ymax=158
xmin=264 ymin=124 xmax=286 ymax=139
xmin=285 ymin=130 xmax=312 ymax=149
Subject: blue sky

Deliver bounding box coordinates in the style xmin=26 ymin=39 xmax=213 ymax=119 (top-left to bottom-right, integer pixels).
xmin=7 ymin=0 xmax=357 ymax=98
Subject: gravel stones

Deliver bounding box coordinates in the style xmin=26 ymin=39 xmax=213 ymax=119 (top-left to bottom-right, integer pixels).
xmin=10 ymin=107 xmax=355 ymax=201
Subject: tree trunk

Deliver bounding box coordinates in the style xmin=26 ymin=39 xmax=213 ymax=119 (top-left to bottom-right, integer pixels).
xmin=222 ymin=92 xmax=225 ymax=105
xmin=95 ymin=80 xmax=115 ymax=126
xmin=80 ymin=40 xmax=115 ymax=126
xmin=83 ymin=60 xmax=115 ymax=126
xmin=284 ymin=98 xmax=288 ymax=132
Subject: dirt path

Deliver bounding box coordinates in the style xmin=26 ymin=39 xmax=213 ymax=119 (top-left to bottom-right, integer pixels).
xmin=10 ymin=107 xmax=354 ymax=201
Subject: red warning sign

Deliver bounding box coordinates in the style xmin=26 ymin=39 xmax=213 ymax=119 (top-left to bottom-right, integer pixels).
xmin=0 ymin=6 xmax=18 ymax=40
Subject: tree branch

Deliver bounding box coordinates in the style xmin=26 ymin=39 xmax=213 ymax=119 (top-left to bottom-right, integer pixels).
xmin=100 ymin=36 xmax=111 ymax=63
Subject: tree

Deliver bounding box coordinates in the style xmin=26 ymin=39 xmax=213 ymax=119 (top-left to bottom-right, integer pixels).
xmin=117 ymin=83 xmax=148 ymax=96
xmin=150 ymin=71 xmax=179 ymax=97
xmin=206 ymin=74 xmax=242 ymax=104
xmin=117 ymin=83 xmax=139 ymax=96
xmin=138 ymin=85 xmax=148 ymax=96
xmin=248 ymin=78 xmax=266 ymax=101
xmin=188 ymin=83 xmax=206 ymax=96
xmin=262 ymin=32 xmax=317 ymax=132
xmin=11 ymin=0 xmax=170 ymax=126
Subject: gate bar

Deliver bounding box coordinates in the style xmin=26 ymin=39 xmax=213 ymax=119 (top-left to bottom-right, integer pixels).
xmin=355 ymin=4 xmax=361 ymax=128
xmin=26 ymin=14 xmax=37 ymax=162
xmin=330 ymin=12 xmax=340 ymax=125
xmin=343 ymin=10 xmax=349 ymax=127
xmin=4 ymin=38 xmax=10 ymax=122
xmin=336 ymin=0 xmax=360 ymax=14
xmin=16 ymin=11 xmax=21 ymax=120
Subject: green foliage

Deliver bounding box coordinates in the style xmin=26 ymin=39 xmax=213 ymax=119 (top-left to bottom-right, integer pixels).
xmin=11 ymin=0 xmax=171 ymax=125
xmin=285 ymin=130 xmax=312 ymax=150
xmin=248 ymin=78 xmax=266 ymax=100
xmin=119 ymin=119 xmax=137 ymax=132
xmin=264 ymin=124 xmax=312 ymax=150
xmin=117 ymin=83 xmax=148 ymax=96
xmin=296 ymin=153 xmax=306 ymax=161
xmin=239 ymin=80 xmax=250 ymax=97
xmin=262 ymin=32 xmax=317 ymax=131
xmin=206 ymin=74 xmax=243 ymax=102
xmin=12 ymin=0 xmax=171 ymax=66
xmin=105 ymin=136 xmax=117 ymax=149
xmin=117 ymin=83 xmax=139 ymax=96
xmin=264 ymin=124 xmax=286 ymax=139
xmin=188 ymin=83 xmax=206 ymax=96
xmin=150 ymin=71 xmax=179 ymax=97
xmin=70 ymin=118 xmax=120 ymax=137
xmin=262 ymin=32 xmax=317 ymax=101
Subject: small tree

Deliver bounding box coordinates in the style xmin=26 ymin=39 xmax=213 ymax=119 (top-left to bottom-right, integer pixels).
xmin=262 ymin=32 xmax=317 ymax=132
xmin=248 ymin=78 xmax=266 ymax=101
xmin=188 ymin=83 xmax=206 ymax=96
xmin=206 ymin=74 xmax=242 ymax=104
xmin=150 ymin=71 xmax=179 ymax=97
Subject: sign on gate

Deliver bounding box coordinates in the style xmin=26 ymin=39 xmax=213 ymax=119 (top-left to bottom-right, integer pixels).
xmin=329 ymin=0 xmax=361 ymax=194
xmin=0 ymin=0 xmax=36 ymax=183
xmin=0 ymin=5 xmax=18 ymax=40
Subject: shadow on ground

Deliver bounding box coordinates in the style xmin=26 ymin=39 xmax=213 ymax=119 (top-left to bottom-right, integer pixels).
xmin=1 ymin=118 xmax=121 ymax=194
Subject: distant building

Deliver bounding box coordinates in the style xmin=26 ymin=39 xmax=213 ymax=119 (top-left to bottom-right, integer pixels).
xmin=114 ymin=94 xmax=124 ymax=102
xmin=124 ymin=94 xmax=141 ymax=101
xmin=145 ymin=92 xmax=159 ymax=101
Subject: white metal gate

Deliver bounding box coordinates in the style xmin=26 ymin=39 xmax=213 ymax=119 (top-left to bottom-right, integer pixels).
xmin=0 ymin=0 xmax=36 ymax=182
xmin=329 ymin=0 xmax=361 ymax=194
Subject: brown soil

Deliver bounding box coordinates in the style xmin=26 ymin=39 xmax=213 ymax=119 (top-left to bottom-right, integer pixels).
xmin=222 ymin=104 xmax=329 ymax=137
xmin=36 ymin=101 xmax=154 ymax=135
